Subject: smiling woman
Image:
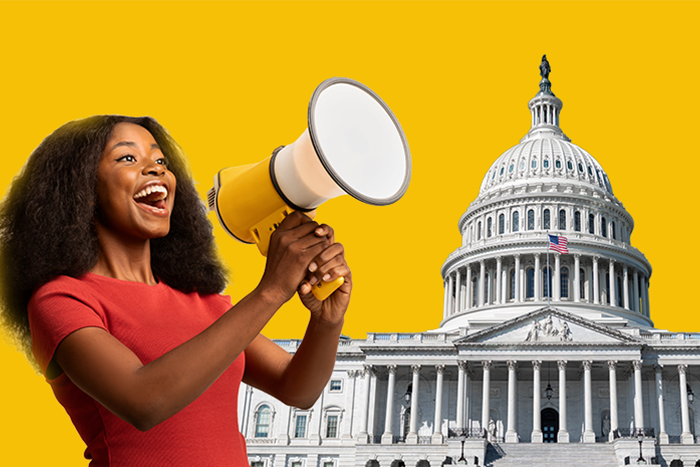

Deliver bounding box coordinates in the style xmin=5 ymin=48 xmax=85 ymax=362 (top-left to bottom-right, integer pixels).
xmin=0 ymin=115 xmax=352 ymax=466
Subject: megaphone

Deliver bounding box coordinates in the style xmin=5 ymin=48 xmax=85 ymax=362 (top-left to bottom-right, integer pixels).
xmin=207 ymin=77 xmax=411 ymax=300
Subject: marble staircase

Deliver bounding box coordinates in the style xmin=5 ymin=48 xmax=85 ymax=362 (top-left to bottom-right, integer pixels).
xmin=485 ymin=442 xmax=619 ymax=467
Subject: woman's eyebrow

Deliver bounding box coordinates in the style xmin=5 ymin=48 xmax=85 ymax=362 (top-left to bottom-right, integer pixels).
xmin=109 ymin=141 xmax=161 ymax=152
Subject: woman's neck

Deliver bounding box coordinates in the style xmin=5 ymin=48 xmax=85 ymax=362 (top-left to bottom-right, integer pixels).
xmin=91 ymin=224 xmax=158 ymax=285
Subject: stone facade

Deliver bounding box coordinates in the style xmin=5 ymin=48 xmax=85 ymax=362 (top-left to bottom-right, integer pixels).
xmin=240 ymin=61 xmax=700 ymax=467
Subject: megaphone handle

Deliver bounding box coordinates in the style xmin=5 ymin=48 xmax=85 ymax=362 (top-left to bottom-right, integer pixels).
xmin=311 ymin=276 xmax=345 ymax=301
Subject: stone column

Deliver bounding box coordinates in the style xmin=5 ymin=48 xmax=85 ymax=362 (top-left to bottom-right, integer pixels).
xmin=633 ymin=360 xmax=645 ymax=431
xmin=407 ymin=364 xmax=421 ymax=443
xmin=557 ymin=360 xmax=569 ymax=443
xmin=381 ymin=365 xmax=397 ymax=444
xmin=506 ymin=361 xmax=519 ymax=443
xmin=432 ymin=365 xmax=445 ymax=444
xmin=607 ymin=361 xmax=619 ymax=441
xmin=455 ymin=269 xmax=462 ymax=314
xmin=456 ymin=361 xmax=467 ymax=431
xmin=593 ymin=256 xmax=600 ymax=305
xmin=583 ymin=361 xmax=595 ymax=442
xmin=554 ymin=253 xmax=561 ymax=301
xmin=357 ymin=365 xmax=372 ymax=443
xmin=609 ymin=260 xmax=617 ymax=307
xmin=479 ymin=260 xmax=486 ymax=307
xmin=514 ymin=255 xmax=521 ymax=303
xmin=496 ymin=257 xmax=502 ymax=305
xmin=534 ymin=253 xmax=541 ymax=301
xmin=679 ymin=364 xmax=694 ymax=444
xmin=532 ymin=360 xmax=543 ymax=443
xmin=574 ymin=255 xmax=581 ymax=302
xmin=482 ymin=361 xmax=493 ymax=437
xmin=654 ymin=365 xmax=669 ymax=444
xmin=342 ymin=370 xmax=359 ymax=439
xmin=465 ymin=266 xmax=472 ymax=310
xmin=623 ymin=265 xmax=630 ymax=310
xmin=633 ymin=270 xmax=640 ymax=312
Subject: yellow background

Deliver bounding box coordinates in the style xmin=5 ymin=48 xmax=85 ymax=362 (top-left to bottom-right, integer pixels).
xmin=1 ymin=1 xmax=698 ymax=464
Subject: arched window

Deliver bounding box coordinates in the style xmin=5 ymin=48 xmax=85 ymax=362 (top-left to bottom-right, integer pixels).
xmin=487 ymin=218 xmax=492 ymax=238
xmin=526 ymin=268 xmax=535 ymax=299
xmin=561 ymin=267 xmax=569 ymax=298
xmin=255 ymin=405 xmax=271 ymax=438
xmin=543 ymin=267 xmax=552 ymax=298
xmin=601 ymin=217 xmax=607 ymax=238
xmin=499 ymin=214 xmax=505 ymax=235
xmin=588 ymin=213 xmax=595 ymax=234
xmin=574 ymin=211 xmax=581 ymax=232
xmin=580 ymin=268 xmax=586 ymax=301
xmin=527 ymin=210 xmax=535 ymax=230
xmin=509 ymin=269 xmax=515 ymax=300
xmin=559 ymin=209 xmax=566 ymax=231
xmin=612 ymin=221 xmax=617 ymax=240
xmin=512 ymin=212 xmax=520 ymax=232
xmin=477 ymin=221 xmax=482 ymax=240
xmin=543 ymin=209 xmax=551 ymax=230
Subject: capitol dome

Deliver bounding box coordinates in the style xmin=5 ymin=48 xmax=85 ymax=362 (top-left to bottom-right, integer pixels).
xmin=440 ymin=57 xmax=652 ymax=332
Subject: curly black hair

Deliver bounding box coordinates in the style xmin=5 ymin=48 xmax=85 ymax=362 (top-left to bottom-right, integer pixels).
xmin=0 ymin=115 xmax=228 ymax=357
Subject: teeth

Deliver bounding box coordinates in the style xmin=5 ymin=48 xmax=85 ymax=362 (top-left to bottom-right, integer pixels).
xmin=134 ymin=185 xmax=168 ymax=199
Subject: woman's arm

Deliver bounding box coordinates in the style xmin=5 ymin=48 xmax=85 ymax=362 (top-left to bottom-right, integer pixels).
xmin=242 ymin=224 xmax=352 ymax=408
xmin=53 ymin=211 xmax=339 ymax=431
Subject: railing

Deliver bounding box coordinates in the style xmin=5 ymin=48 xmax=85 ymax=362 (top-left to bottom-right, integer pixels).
xmin=613 ymin=427 xmax=655 ymax=439
xmin=639 ymin=332 xmax=700 ymax=342
xmin=448 ymin=427 xmax=486 ymax=439
xmin=366 ymin=332 xmax=451 ymax=343
xmin=246 ymin=438 xmax=276 ymax=444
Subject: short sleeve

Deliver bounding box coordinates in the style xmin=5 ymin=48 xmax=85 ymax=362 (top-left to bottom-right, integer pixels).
xmin=28 ymin=277 xmax=108 ymax=375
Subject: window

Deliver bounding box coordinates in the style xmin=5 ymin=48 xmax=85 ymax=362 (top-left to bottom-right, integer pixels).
xmin=578 ymin=162 xmax=584 ymax=173
xmin=605 ymin=273 xmax=610 ymax=304
xmin=251 ymin=462 xmax=265 ymax=467
xmin=574 ymin=211 xmax=581 ymax=232
xmin=526 ymin=268 xmax=535 ymax=299
xmin=612 ymin=221 xmax=616 ymax=240
xmin=477 ymin=221 xmax=482 ymax=240
xmin=509 ymin=163 xmax=514 ymax=173
xmin=559 ymin=210 xmax=566 ymax=231
xmin=531 ymin=159 xmax=537 ymax=169
xmin=543 ymin=267 xmax=552 ymax=298
xmin=484 ymin=273 xmax=490 ymax=305
xmin=567 ymin=160 xmax=573 ymax=171
xmin=512 ymin=212 xmax=520 ymax=232
xmin=527 ymin=210 xmax=535 ymax=230
xmin=295 ymin=414 xmax=307 ymax=438
xmin=326 ymin=415 xmax=338 ymax=438
xmin=587 ymin=166 xmax=593 ymax=176
xmin=255 ymin=405 xmax=271 ymax=438
xmin=329 ymin=380 xmax=342 ymax=392
xmin=519 ymin=159 xmax=525 ymax=171
xmin=588 ymin=213 xmax=595 ymax=234
xmin=500 ymin=167 xmax=504 ymax=176
xmin=543 ymin=209 xmax=550 ymax=230
xmin=544 ymin=158 xmax=550 ymax=169
xmin=616 ymin=276 xmax=623 ymax=307
xmin=472 ymin=277 xmax=478 ymax=307
xmin=561 ymin=267 xmax=569 ymax=298
xmin=601 ymin=217 xmax=607 ymax=238
xmin=292 ymin=462 xmax=303 ymax=467
xmin=555 ymin=159 xmax=561 ymax=169
xmin=323 ymin=463 xmax=334 ymax=467
xmin=487 ymin=218 xmax=492 ymax=237
xmin=509 ymin=269 xmax=515 ymax=300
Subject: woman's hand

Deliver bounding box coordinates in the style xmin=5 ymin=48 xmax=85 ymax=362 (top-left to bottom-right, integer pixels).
xmin=257 ymin=211 xmax=330 ymax=306
xmin=297 ymin=223 xmax=352 ymax=326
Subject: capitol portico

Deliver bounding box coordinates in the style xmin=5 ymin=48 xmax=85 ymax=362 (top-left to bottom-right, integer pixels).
xmin=241 ymin=58 xmax=700 ymax=467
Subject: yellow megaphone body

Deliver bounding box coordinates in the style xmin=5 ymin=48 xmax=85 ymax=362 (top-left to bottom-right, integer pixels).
xmin=207 ymin=78 xmax=411 ymax=300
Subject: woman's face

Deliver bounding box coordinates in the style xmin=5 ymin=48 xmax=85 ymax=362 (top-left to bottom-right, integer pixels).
xmin=95 ymin=122 xmax=177 ymax=242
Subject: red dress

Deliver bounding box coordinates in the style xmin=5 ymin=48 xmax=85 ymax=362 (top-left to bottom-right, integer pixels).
xmin=28 ymin=273 xmax=248 ymax=466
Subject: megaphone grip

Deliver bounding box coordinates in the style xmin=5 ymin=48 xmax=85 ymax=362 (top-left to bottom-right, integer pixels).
xmin=311 ymin=276 xmax=345 ymax=301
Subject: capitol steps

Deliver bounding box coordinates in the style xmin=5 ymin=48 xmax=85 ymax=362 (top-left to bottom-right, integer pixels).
xmin=484 ymin=442 xmax=619 ymax=467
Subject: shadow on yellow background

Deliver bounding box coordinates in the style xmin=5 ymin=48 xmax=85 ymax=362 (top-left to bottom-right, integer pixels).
xmin=1 ymin=1 xmax=698 ymax=464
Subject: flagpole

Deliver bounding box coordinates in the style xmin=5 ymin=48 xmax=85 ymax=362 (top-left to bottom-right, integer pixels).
xmin=546 ymin=231 xmax=550 ymax=307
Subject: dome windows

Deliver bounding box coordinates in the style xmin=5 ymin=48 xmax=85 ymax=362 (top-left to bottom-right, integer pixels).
xmin=487 ymin=218 xmax=493 ymax=237
xmin=527 ymin=210 xmax=535 ymax=230
xmin=567 ymin=160 xmax=573 ymax=171
xmin=601 ymin=217 xmax=607 ymax=238
xmin=492 ymin=170 xmax=496 ymax=180
xmin=574 ymin=211 xmax=581 ymax=232
xmin=500 ymin=167 xmax=504 ymax=176
xmin=561 ymin=267 xmax=569 ymax=298
xmin=587 ymin=166 xmax=593 ymax=177
xmin=499 ymin=214 xmax=505 ymax=235
xmin=543 ymin=209 xmax=551 ymax=230
xmin=588 ymin=213 xmax=595 ymax=234
xmin=509 ymin=163 xmax=514 ymax=173
xmin=578 ymin=162 xmax=584 ymax=173
xmin=543 ymin=159 xmax=550 ymax=169
xmin=512 ymin=211 xmax=520 ymax=232
xmin=559 ymin=209 xmax=566 ymax=230
xmin=477 ymin=221 xmax=482 ymax=240
xmin=519 ymin=159 xmax=525 ymax=171
xmin=526 ymin=268 xmax=535 ymax=299
xmin=555 ymin=159 xmax=562 ymax=169
xmin=531 ymin=159 xmax=537 ymax=169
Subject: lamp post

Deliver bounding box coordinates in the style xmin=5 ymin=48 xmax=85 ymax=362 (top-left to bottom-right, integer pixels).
xmin=636 ymin=430 xmax=645 ymax=464
xmin=688 ymin=384 xmax=695 ymax=404
xmin=458 ymin=430 xmax=467 ymax=464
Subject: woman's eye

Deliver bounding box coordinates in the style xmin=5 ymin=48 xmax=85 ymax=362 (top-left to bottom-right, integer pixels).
xmin=117 ymin=155 xmax=136 ymax=162
xmin=156 ymin=158 xmax=168 ymax=166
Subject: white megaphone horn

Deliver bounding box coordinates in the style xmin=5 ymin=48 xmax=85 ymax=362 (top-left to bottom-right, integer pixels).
xmin=207 ymin=77 xmax=411 ymax=300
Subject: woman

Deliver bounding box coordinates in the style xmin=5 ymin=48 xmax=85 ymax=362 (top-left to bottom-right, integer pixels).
xmin=0 ymin=115 xmax=351 ymax=466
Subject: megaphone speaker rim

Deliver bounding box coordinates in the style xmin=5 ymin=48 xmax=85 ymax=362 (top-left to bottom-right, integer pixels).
xmin=307 ymin=77 xmax=411 ymax=206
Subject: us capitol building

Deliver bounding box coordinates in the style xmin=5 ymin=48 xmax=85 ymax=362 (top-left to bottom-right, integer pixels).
xmin=239 ymin=58 xmax=700 ymax=467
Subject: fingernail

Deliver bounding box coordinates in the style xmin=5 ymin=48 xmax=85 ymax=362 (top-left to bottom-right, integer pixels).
xmin=316 ymin=227 xmax=324 ymax=235
xmin=323 ymin=274 xmax=331 ymax=281
xmin=309 ymin=276 xmax=318 ymax=285
xmin=309 ymin=262 xmax=317 ymax=272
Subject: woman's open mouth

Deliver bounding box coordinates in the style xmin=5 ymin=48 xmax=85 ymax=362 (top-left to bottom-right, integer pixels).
xmin=133 ymin=185 xmax=169 ymax=215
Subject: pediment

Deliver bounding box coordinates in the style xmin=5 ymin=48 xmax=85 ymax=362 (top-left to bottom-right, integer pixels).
xmin=456 ymin=307 xmax=642 ymax=346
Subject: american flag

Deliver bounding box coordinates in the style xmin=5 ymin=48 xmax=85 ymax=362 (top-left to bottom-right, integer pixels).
xmin=548 ymin=235 xmax=569 ymax=254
